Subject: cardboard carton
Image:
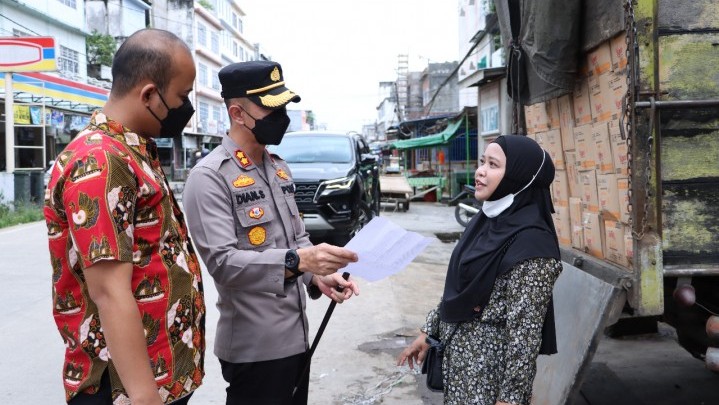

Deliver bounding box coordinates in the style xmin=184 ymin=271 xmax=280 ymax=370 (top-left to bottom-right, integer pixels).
xmin=593 ymin=122 xmax=614 ymax=174
xmin=608 ymin=119 xmax=629 ymax=175
xmin=588 ymin=42 xmax=613 ymax=76
xmin=580 ymin=169 xmax=600 ymax=213
xmin=569 ymin=197 xmax=584 ymax=250
xmin=607 ymin=71 xmax=629 ymax=120
xmin=574 ymin=123 xmax=597 ymax=170
xmin=553 ymin=206 xmax=571 ymax=247
xmin=552 ymin=170 xmax=570 ymax=208
xmin=546 ymin=98 xmax=560 ymax=129
xmin=543 ymin=129 xmax=564 ymax=169
xmin=573 ymin=79 xmax=593 ymax=126
xmin=589 ymin=72 xmax=613 ymax=123
xmin=535 ymin=102 xmax=550 ymax=133
xmin=610 ymin=32 xmax=628 ymax=72
xmin=597 ymin=173 xmax=620 ymax=220
xmin=525 ymin=104 xmax=537 ymax=134
xmin=558 ymin=95 xmax=576 ymax=150
xmin=617 ymin=177 xmax=630 ymax=224
xmin=564 ymin=151 xmax=581 ymax=198
xmin=625 ymin=231 xmax=634 ymax=267
xmin=605 ymin=220 xmax=629 ymax=267
xmin=583 ymin=211 xmax=606 ymax=259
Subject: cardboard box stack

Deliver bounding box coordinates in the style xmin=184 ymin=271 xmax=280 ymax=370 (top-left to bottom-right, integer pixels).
xmin=524 ymin=32 xmax=633 ymax=270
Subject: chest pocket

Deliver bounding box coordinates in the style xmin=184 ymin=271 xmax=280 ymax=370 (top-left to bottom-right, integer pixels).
xmin=235 ymin=201 xmax=275 ymax=250
xmin=285 ymin=194 xmax=304 ymax=240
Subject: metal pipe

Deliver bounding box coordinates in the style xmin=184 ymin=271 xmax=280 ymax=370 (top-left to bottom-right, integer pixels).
xmin=635 ymin=99 xmax=719 ymax=109
xmin=664 ymin=267 xmax=719 ymax=277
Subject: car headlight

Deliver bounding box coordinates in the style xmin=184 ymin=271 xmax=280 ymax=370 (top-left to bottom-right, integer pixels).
xmin=316 ymin=176 xmax=355 ymax=200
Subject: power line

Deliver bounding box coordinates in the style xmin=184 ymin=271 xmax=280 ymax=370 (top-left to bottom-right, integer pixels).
xmin=0 ymin=13 xmax=41 ymax=36
xmin=424 ymin=39 xmax=482 ymax=115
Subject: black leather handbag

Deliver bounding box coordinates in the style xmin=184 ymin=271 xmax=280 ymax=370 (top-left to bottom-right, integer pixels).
xmin=421 ymin=324 xmax=460 ymax=392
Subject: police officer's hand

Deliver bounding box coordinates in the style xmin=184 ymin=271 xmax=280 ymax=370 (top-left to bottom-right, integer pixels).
xmin=313 ymin=273 xmax=360 ymax=303
xmin=297 ymin=243 xmax=358 ymax=276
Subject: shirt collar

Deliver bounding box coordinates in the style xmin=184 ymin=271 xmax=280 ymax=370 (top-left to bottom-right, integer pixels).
xmin=88 ymin=110 xmax=153 ymax=159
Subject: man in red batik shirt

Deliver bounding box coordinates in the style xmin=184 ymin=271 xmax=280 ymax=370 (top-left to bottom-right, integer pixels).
xmin=44 ymin=28 xmax=205 ymax=405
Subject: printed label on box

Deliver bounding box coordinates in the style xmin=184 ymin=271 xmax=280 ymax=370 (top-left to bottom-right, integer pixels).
xmin=573 ymin=79 xmax=592 ymax=126
xmin=593 ymin=122 xmax=614 ymax=174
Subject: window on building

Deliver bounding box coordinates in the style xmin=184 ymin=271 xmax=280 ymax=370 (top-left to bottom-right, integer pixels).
xmin=199 ymin=102 xmax=209 ymax=130
xmin=212 ymin=105 xmax=222 ymax=134
xmin=58 ymin=45 xmax=79 ymax=75
xmin=197 ymin=23 xmax=207 ymax=47
xmin=210 ymin=31 xmax=219 ymax=53
xmin=232 ymin=13 xmax=238 ymax=30
xmin=237 ymin=17 xmax=243 ymax=33
xmin=481 ymin=104 xmax=499 ymax=135
xmin=211 ymin=69 xmax=220 ymax=91
xmin=198 ymin=63 xmax=208 ymax=87
xmin=57 ymin=0 xmax=76 ymax=8
xmin=239 ymin=48 xmax=245 ymax=62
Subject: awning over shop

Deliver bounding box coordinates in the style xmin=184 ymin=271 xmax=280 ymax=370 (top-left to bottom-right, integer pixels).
xmin=0 ymin=72 xmax=109 ymax=113
xmin=390 ymin=117 xmax=464 ymax=150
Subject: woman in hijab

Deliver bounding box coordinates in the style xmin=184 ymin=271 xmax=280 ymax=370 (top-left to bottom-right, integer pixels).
xmin=398 ymin=135 xmax=562 ymax=405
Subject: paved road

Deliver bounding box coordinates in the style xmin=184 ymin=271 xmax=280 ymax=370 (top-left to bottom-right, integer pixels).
xmin=2 ymin=202 xmax=718 ymax=404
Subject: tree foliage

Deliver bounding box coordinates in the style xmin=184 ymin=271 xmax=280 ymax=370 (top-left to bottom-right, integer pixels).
xmin=86 ymin=31 xmax=116 ymax=66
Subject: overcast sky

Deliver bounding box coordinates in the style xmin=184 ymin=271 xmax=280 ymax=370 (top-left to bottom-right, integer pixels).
xmin=242 ymin=0 xmax=460 ymax=132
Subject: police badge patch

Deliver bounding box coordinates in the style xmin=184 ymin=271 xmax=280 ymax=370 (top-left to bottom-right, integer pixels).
xmin=247 ymin=226 xmax=266 ymax=245
xmin=248 ymin=207 xmax=264 ymax=219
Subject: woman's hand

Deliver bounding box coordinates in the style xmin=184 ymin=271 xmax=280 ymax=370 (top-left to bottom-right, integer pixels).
xmin=397 ymin=333 xmax=429 ymax=370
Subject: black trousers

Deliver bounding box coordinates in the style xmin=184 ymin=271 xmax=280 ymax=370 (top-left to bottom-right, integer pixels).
xmin=68 ymin=369 xmax=193 ymax=405
xmin=219 ymin=351 xmax=310 ymax=405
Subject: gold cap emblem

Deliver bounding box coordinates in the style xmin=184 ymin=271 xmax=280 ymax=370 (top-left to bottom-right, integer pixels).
xmin=233 ymin=175 xmax=255 ymax=188
xmin=270 ymin=66 xmax=281 ymax=82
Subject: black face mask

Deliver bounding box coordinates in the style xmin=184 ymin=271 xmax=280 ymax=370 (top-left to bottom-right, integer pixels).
xmin=242 ymin=107 xmax=290 ymax=145
xmin=147 ymin=89 xmax=195 ymax=138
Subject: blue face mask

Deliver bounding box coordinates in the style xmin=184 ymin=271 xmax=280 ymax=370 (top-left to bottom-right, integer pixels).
xmin=482 ymin=150 xmax=546 ymax=218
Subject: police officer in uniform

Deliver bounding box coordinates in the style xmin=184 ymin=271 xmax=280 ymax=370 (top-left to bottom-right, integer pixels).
xmin=182 ymin=61 xmax=360 ymax=405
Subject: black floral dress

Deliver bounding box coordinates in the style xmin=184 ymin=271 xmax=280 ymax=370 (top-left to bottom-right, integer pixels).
xmin=422 ymin=258 xmax=562 ymax=405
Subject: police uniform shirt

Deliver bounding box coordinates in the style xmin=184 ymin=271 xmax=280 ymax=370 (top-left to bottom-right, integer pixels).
xmin=183 ymin=135 xmax=313 ymax=364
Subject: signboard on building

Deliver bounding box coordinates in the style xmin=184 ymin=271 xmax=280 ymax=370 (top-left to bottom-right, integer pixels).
xmin=0 ymin=37 xmax=57 ymax=72
xmin=13 ymin=105 xmax=30 ymax=124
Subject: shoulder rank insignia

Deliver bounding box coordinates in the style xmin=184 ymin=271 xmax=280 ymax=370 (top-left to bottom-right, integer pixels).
xmin=248 ymin=207 xmax=264 ymax=219
xmin=248 ymin=226 xmax=266 ymax=245
xmin=234 ymin=150 xmax=251 ymax=168
xmin=232 ymin=174 xmax=255 ymax=188
xmin=276 ymin=168 xmax=290 ymax=180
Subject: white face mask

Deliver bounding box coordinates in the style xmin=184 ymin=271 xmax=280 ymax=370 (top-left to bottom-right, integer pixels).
xmin=482 ymin=150 xmax=546 ymax=218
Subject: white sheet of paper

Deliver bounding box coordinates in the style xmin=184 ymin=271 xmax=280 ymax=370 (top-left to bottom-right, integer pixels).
xmin=342 ymin=217 xmax=434 ymax=282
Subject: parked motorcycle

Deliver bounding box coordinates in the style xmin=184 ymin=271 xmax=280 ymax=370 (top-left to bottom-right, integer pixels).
xmin=449 ymin=185 xmax=481 ymax=227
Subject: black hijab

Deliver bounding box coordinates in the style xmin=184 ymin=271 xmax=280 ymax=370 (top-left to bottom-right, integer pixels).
xmin=439 ymin=135 xmax=561 ymax=354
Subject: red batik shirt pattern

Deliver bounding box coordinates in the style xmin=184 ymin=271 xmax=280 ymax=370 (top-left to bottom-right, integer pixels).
xmin=44 ymin=111 xmax=205 ymax=404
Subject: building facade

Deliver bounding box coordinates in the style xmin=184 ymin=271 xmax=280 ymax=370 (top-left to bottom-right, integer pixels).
xmin=0 ymin=0 xmax=110 ymax=202
xmin=457 ymin=0 xmax=510 ymax=151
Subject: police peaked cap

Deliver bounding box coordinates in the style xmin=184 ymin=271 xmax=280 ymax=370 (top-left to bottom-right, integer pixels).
xmin=219 ymin=60 xmax=301 ymax=109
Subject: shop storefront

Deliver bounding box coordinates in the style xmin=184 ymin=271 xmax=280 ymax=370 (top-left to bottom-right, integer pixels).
xmin=0 ymin=72 xmax=108 ymax=203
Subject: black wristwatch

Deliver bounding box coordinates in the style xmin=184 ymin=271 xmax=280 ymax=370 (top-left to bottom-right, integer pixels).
xmin=285 ymin=249 xmax=301 ymax=276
